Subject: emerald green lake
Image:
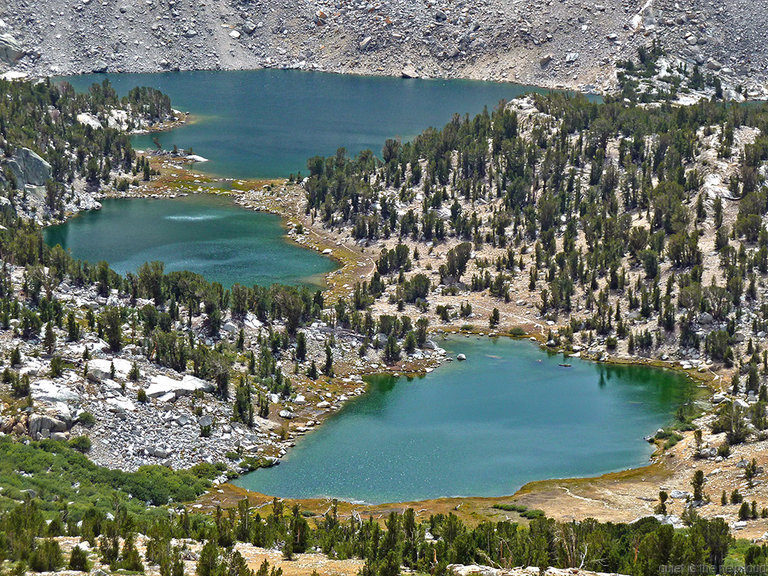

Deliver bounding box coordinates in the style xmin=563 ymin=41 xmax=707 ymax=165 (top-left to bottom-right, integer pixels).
xmin=43 ymin=195 xmax=335 ymax=288
xmin=59 ymin=70 xmax=584 ymax=179
xmin=236 ymin=336 xmax=694 ymax=504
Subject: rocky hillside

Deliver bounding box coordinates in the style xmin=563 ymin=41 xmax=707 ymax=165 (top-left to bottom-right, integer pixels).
xmin=2 ymin=0 xmax=767 ymax=95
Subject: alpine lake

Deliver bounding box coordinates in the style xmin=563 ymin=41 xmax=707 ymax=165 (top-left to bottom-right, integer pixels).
xmin=45 ymin=70 xmax=694 ymax=504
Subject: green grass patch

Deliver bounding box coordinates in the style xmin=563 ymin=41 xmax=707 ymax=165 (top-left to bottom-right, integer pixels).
xmin=724 ymin=538 xmax=753 ymax=569
xmin=492 ymin=503 xmax=546 ymax=519
xmin=653 ymin=429 xmax=684 ymax=449
xmin=0 ymin=435 xmax=221 ymax=521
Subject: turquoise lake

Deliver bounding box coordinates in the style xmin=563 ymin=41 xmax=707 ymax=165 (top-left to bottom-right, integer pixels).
xmin=59 ymin=69 xmax=582 ymax=179
xmin=43 ymin=194 xmax=335 ymax=288
xmin=236 ymin=336 xmax=694 ymax=504
xmin=49 ymin=70 xmax=684 ymax=503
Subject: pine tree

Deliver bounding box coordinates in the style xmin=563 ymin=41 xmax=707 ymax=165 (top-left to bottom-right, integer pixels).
xmin=197 ymin=540 xmax=219 ymax=576
xmin=403 ymin=331 xmax=417 ymax=354
xmin=296 ymin=332 xmax=307 ymax=362
xmin=257 ymin=393 xmax=269 ymax=418
xmin=234 ymin=379 xmax=254 ymax=427
xmin=68 ymin=546 xmax=88 ymax=571
xmin=43 ymin=322 xmax=56 ymax=354
xmin=691 ymin=470 xmax=705 ymax=502
xmin=101 ymin=307 xmax=122 ymax=352
xmin=10 ymin=345 xmax=21 ymax=366
xmin=654 ymin=491 xmax=668 ymax=515
xmin=67 ymin=311 xmax=80 ymax=342
xmin=118 ymin=534 xmax=144 ymax=572
xmin=30 ymin=539 xmax=63 ymax=572
xmin=323 ymin=343 xmax=333 ymax=377
xmin=384 ymin=333 xmax=401 ymax=363
xmin=50 ymin=355 xmax=64 ymax=378
xmin=745 ymin=458 xmax=758 ymax=487
xmin=739 ymin=501 xmax=751 ymax=521
xmin=129 ymin=361 xmax=140 ymax=381
xmin=731 ymin=372 xmax=740 ymax=394
xmin=693 ymin=429 xmax=703 ymax=457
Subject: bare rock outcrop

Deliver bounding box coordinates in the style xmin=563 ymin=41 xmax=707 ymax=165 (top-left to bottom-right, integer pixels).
xmin=0 ymin=32 xmax=22 ymax=64
xmin=1 ymin=0 xmax=766 ymax=93
xmin=0 ymin=147 xmax=52 ymax=188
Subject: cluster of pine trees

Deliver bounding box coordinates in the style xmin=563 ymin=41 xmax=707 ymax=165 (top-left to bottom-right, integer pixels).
xmin=0 ymin=78 xmax=173 ymax=218
xmin=0 ymin=492 xmax=742 ymax=576
xmin=300 ymin=47 xmax=768 ymax=375
xmin=0 ymin=209 xmax=340 ymax=417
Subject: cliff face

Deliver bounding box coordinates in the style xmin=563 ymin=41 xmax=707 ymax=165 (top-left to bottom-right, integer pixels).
xmin=2 ymin=0 xmax=767 ymax=93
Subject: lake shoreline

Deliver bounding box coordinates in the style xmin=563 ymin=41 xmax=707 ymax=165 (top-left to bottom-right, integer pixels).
xmin=38 ymin=76 xmax=739 ymax=529
xmin=134 ymin=159 xmax=714 ymax=379
xmin=37 ymin=64 xmax=610 ymax=98
xmin=41 ymin=148 xmax=751 ymax=534
xmin=102 ymin=156 xmax=735 ymax=529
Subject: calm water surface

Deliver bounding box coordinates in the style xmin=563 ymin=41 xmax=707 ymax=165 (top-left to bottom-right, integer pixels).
xmin=44 ymin=195 xmax=335 ymax=288
xmin=52 ymin=71 xmax=673 ymax=502
xmin=236 ymin=336 xmax=694 ymax=503
xmin=59 ymin=70 xmax=585 ymax=178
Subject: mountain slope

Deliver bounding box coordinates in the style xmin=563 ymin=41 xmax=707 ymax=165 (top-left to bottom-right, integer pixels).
xmin=2 ymin=0 xmax=766 ymax=94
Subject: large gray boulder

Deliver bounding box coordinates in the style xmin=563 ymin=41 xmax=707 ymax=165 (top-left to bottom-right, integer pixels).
xmin=698 ymin=312 xmax=714 ymax=325
xmin=86 ymin=358 xmax=132 ymax=382
xmin=28 ymin=413 xmax=69 ymax=439
xmin=146 ymin=374 xmax=214 ymax=399
xmin=2 ymin=147 xmax=52 ymax=188
xmin=31 ymin=379 xmax=80 ymax=405
xmin=0 ymin=33 xmax=22 ymax=64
